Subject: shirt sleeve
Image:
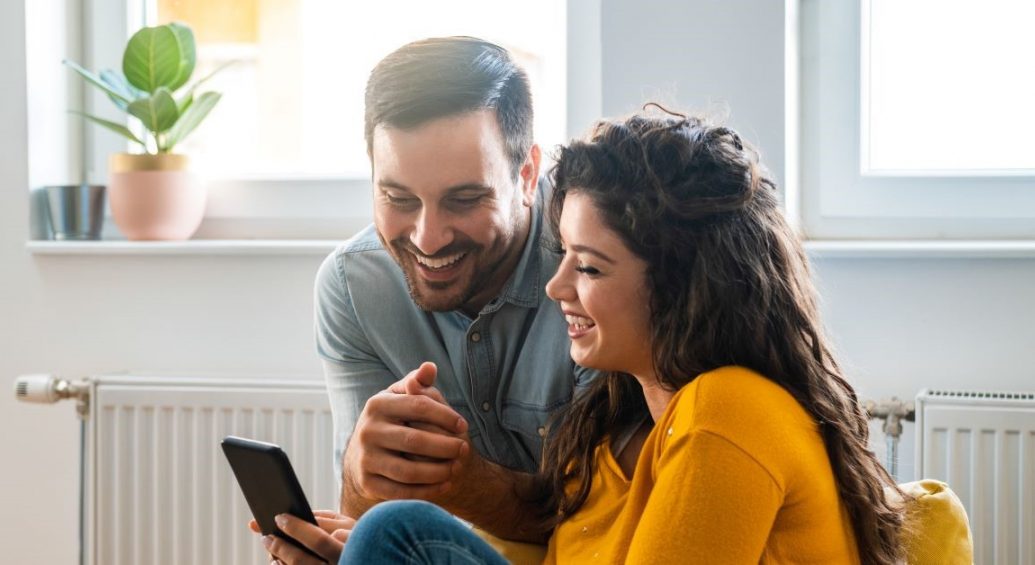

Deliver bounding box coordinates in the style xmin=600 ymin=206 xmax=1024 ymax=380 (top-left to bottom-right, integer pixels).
xmin=625 ymin=429 xmax=784 ymax=564
xmin=314 ymin=251 xmax=397 ymax=484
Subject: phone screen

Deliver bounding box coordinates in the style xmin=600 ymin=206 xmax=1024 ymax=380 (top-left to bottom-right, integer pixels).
xmin=221 ymin=436 xmax=321 ymax=559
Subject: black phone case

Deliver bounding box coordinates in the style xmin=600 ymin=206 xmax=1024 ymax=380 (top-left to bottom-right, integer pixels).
xmin=220 ymin=436 xmax=322 ymax=560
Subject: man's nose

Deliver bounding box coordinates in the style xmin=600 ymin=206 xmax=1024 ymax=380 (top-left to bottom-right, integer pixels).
xmin=410 ymin=206 xmax=453 ymax=255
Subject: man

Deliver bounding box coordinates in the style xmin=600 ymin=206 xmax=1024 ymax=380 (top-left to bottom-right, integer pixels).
xmin=261 ymin=37 xmax=593 ymax=563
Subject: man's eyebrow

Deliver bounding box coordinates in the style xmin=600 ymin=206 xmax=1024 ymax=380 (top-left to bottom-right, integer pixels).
xmin=444 ymin=183 xmax=493 ymax=194
xmin=378 ymin=179 xmax=411 ymax=193
xmin=570 ymin=244 xmax=616 ymax=264
xmin=377 ymin=180 xmax=493 ymax=194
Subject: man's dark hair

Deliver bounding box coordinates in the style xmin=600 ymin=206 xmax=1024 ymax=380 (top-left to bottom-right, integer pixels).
xmin=364 ymin=36 xmax=534 ymax=178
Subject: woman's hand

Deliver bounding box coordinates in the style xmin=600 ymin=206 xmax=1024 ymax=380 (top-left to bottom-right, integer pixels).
xmin=250 ymin=510 xmax=355 ymax=564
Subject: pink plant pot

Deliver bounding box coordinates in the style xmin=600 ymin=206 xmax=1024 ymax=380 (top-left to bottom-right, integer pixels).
xmin=108 ymin=154 xmax=206 ymax=241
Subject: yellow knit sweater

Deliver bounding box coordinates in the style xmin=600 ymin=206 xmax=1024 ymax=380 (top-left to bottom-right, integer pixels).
xmin=545 ymin=366 xmax=860 ymax=564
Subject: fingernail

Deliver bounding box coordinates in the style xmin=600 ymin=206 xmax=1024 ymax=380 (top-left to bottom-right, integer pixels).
xmin=439 ymin=481 xmax=452 ymax=494
xmin=261 ymin=535 xmax=273 ymax=549
xmin=275 ymin=514 xmax=287 ymax=527
xmin=456 ymin=417 xmax=467 ymax=432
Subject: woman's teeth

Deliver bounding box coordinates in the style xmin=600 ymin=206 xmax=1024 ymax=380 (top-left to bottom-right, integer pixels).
xmin=565 ymin=314 xmax=595 ymax=330
xmin=414 ymin=252 xmax=467 ymax=270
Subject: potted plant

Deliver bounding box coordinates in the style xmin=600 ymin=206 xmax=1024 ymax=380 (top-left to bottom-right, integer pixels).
xmin=65 ymin=22 xmax=224 ymax=240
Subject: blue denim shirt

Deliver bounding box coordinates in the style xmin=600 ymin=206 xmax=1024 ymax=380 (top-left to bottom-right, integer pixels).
xmin=315 ymin=194 xmax=596 ymax=480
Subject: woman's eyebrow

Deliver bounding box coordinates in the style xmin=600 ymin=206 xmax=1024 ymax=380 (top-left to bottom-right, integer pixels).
xmin=569 ymin=244 xmax=616 ymax=264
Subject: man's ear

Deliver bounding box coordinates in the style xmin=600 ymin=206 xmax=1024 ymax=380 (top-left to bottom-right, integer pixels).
xmin=519 ymin=144 xmax=542 ymax=207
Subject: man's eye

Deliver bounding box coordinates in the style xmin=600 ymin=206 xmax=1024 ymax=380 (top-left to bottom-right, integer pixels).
xmin=385 ymin=194 xmax=416 ymax=206
xmin=450 ymin=196 xmax=483 ymax=207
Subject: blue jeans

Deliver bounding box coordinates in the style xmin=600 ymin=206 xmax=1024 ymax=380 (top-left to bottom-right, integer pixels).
xmin=340 ymin=500 xmax=510 ymax=564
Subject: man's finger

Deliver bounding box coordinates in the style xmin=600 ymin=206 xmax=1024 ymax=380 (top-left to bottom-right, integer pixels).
xmin=388 ymin=362 xmax=440 ymax=397
xmin=363 ymin=421 xmax=468 ymax=460
xmin=412 ymin=361 xmax=437 ymax=387
xmin=360 ymin=472 xmax=454 ymax=501
xmin=367 ymin=392 xmax=467 ymax=434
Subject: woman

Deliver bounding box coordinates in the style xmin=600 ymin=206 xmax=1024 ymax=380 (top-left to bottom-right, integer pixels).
xmin=282 ymin=107 xmax=908 ymax=564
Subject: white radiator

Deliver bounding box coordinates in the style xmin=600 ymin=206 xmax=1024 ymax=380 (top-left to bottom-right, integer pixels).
xmin=916 ymin=389 xmax=1035 ymax=565
xmin=84 ymin=375 xmax=338 ymax=565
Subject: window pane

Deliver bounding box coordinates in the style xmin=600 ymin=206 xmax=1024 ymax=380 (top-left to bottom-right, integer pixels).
xmin=864 ymin=0 xmax=1035 ymax=173
xmin=156 ymin=0 xmax=566 ymax=178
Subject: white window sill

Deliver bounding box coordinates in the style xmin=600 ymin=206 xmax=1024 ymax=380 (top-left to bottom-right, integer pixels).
xmin=27 ymin=239 xmax=1035 ymax=258
xmin=803 ymin=240 xmax=1035 ymax=259
xmin=26 ymin=240 xmax=341 ymax=256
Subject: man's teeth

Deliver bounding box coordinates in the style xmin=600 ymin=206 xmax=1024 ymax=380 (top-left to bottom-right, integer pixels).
xmin=565 ymin=314 xmax=596 ymax=330
xmin=415 ymin=252 xmax=466 ymax=270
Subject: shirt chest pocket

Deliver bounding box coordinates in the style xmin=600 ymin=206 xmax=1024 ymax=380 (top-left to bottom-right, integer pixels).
xmin=501 ymin=403 xmax=555 ymax=469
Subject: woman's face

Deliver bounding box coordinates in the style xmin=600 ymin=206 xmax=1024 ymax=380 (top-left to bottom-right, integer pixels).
xmin=545 ymin=192 xmax=654 ymax=378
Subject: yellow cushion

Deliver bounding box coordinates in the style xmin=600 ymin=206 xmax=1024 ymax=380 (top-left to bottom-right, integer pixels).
xmin=473 ymin=527 xmax=547 ymax=565
xmin=893 ymin=479 xmax=973 ymax=565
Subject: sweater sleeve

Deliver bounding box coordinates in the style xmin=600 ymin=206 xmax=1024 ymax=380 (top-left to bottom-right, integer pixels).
xmin=624 ymin=429 xmax=784 ymax=564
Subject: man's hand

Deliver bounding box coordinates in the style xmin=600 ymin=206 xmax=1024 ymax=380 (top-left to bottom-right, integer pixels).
xmin=342 ymin=362 xmax=470 ymax=512
xmin=249 ymin=510 xmax=355 ymax=564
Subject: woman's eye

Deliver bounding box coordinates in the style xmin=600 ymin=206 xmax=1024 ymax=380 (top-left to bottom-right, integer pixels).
xmin=575 ymin=263 xmax=600 ymax=276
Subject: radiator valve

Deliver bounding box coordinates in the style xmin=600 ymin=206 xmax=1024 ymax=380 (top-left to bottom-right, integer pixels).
xmin=13 ymin=374 xmax=91 ymax=418
xmin=863 ymin=397 xmax=915 ymax=439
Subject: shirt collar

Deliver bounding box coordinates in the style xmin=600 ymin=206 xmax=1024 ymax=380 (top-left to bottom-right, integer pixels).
xmin=481 ymin=183 xmax=548 ymax=313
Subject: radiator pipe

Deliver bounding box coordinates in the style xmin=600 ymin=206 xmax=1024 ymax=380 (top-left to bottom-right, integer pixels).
xmin=863 ymin=397 xmax=915 ymax=478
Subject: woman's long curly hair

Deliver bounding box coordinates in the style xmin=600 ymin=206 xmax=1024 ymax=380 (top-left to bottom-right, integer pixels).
xmin=536 ymin=105 xmax=906 ymax=564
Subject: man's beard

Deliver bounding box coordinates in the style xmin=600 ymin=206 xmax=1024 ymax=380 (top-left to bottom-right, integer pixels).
xmin=388 ymin=238 xmax=488 ymax=312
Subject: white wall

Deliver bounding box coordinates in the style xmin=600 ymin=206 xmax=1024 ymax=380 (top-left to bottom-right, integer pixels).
xmin=4 ymin=1 xmax=1035 ymax=562
xmin=3 ymin=2 xmax=327 ymax=563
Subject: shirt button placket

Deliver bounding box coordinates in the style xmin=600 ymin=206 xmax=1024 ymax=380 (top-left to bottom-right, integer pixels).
xmin=470 ymin=330 xmax=490 ymax=413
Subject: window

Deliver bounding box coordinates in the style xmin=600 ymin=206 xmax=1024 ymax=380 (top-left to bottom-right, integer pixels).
xmin=82 ymin=0 xmax=581 ymax=239
xmin=152 ymin=0 xmax=566 ymax=179
xmin=797 ymin=0 xmax=1035 ymax=240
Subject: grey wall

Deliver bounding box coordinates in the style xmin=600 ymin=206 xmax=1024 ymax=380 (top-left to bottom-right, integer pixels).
xmin=3 ymin=1 xmax=1034 ymax=562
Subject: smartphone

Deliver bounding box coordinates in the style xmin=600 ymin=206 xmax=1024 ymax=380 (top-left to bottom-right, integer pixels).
xmin=220 ymin=435 xmax=322 ymax=559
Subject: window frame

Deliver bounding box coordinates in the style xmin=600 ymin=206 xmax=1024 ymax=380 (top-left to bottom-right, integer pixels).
xmin=80 ymin=0 xmax=599 ymax=240
xmin=794 ymin=0 xmax=1035 ymax=241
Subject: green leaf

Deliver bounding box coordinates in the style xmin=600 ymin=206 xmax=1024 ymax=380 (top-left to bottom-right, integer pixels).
xmin=123 ymin=25 xmax=183 ymax=93
xmin=176 ymin=90 xmax=194 ymax=115
xmin=70 ymin=111 xmax=145 ymax=148
xmin=127 ymin=87 xmax=179 ymax=134
xmin=98 ymin=70 xmax=143 ymax=110
xmin=166 ymin=22 xmax=196 ymax=92
xmin=164 ymin=91 xmax=221 ymax=151
xmin=63 ymin=60 xmax=133 ymax=105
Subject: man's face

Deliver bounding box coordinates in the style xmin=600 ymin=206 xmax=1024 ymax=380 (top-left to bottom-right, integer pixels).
xmin=371 ymin=110 xmax=540 ymax=314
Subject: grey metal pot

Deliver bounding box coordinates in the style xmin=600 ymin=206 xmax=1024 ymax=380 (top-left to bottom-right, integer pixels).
xmin=44 ymin=184 xmax=106 ymax=240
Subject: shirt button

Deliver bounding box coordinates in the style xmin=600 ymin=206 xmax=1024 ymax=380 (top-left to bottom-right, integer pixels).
xmin=470 ymin=332 xmax=481 ymax=342
xmin=537 ymin=426 xmax=547 ymax=437
xmin=481 ymin=401 xmax=491 ymax=412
